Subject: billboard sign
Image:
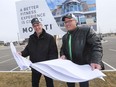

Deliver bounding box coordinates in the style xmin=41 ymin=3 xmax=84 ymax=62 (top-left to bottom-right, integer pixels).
xmin=16 ymin=0 xmax=65 ymax=38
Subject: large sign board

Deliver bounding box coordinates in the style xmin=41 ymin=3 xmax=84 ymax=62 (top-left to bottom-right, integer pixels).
xmin=16 ymin=0 xmax=65 ymax=38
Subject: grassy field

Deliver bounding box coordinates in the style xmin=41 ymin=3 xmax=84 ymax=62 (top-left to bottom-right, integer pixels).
xmin=0 ymin=71 xmax=115 ymax=87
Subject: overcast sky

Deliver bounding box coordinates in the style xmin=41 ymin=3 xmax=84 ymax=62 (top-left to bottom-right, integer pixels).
xmin=0 ymin=0 xmax=116 ymax=42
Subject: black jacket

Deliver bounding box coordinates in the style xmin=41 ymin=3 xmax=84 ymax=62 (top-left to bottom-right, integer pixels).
xmin=21 ymin=29 xmax=58 ymax=63
xmin=60 ymin=26 xmax=103 ymax=66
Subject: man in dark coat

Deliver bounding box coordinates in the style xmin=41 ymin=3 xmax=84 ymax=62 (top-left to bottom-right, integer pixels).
xmin=60 ymin=13 xmax=104 ymax=87
xmin=20 ymin=18 xmax=58 ymax=87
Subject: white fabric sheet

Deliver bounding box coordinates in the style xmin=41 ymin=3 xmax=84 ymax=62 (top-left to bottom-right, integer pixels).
xmin=10 ymin=43 xmax=32 ymax=70
xmin=10 ymin=43 xmax=106 ymax=82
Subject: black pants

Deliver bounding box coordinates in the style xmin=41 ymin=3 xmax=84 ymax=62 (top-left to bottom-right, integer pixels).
xmin=67 ymin=81 xmax=89 ymax=87
xmin=32 ymin=68 xmax=54 ymax=87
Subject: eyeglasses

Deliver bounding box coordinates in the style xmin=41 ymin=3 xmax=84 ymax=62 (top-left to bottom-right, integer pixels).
xmin=64 ymin=20 xmax=75 ymax=24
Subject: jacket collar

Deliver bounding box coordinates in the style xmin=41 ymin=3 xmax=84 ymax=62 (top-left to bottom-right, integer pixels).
xmin=68 ymin=27 xmax=79 ymax=34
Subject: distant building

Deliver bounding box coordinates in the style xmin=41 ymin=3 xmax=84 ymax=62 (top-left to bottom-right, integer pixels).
xmin=0 ymin=41 xmax=4 ymax=45
xmin=52 ymin=0 xmax=97 ymax=31
xmin=4 ymin=42 xmax=10 ymax=46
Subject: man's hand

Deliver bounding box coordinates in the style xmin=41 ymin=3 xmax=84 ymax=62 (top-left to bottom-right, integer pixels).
xmin=90 ymin=63 xmax=101 ymax=70
xmin=59 ymin=55 xmax=66 ymax=60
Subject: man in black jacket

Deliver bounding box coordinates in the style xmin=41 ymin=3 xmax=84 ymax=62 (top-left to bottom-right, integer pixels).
xmin=60 ymin=14 xmax=104 ymax=87
xmin=20 ymin=18 xmax=58 ymax=87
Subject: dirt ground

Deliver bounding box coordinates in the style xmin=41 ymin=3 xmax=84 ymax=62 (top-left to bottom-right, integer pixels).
xmin=0 ymin=71 xmax=115 ymax=87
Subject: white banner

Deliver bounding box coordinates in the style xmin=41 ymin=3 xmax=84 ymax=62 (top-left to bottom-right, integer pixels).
xmin=10 ymin=42 xmax=106 ymax=82
xmin=16 ymin=0 xmax=65 ymax=38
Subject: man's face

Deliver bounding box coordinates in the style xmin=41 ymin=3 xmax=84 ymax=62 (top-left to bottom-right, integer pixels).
xmin=64 ymin=18 xmax=77 ymax=31
xmin=32 ymin=23 xmax=43 ymax=34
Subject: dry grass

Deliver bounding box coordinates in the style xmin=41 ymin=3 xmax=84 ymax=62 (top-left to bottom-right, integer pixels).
xmin=0 ymin=71 xmax=115 ymax=87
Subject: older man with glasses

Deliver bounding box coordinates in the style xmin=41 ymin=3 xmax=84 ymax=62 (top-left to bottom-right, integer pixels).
xmin=60 ymin=13 xmax=104 ymax=87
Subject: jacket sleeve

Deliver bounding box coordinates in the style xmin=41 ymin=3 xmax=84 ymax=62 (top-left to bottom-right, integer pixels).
xmin=86 ymin=28 xmax=103 ymax=64
xmin=60 ymin=36 xmax=65 ymax=56
xmin=21 ymin=38 xmax=30 ymax=57
xmin=60 ymin=34 xmax=68 ymax=57
xmin=21 ymin=44 xmax=29 ymax=57
xmin=60 ymin=46 xmax=64 ymax=57
xmin=48 ymin=36 xmax=58 ymax=59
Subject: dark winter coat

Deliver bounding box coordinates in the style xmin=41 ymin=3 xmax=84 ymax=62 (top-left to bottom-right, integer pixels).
xmin=60 ymin=26 xmax=104 ymax=69
xmin=21 ymin=29 xmax=58 ymax=63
